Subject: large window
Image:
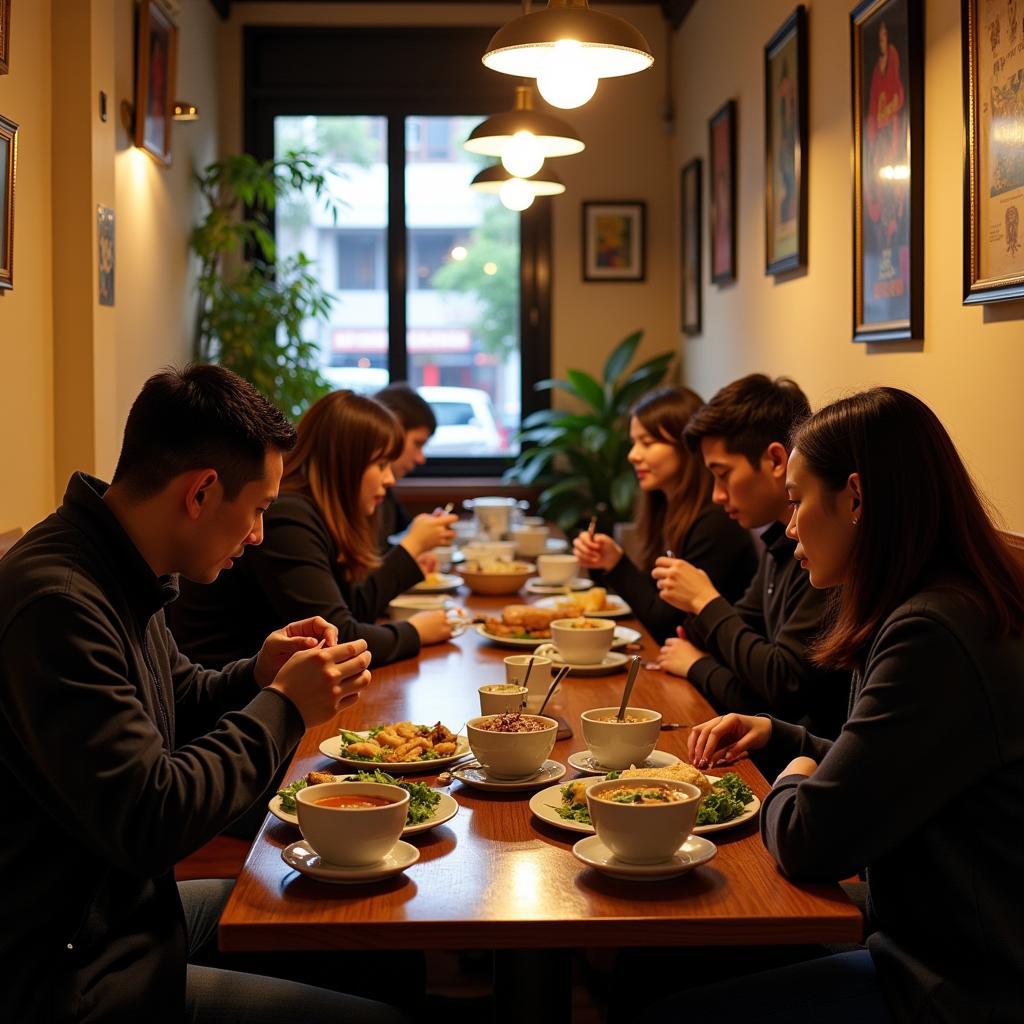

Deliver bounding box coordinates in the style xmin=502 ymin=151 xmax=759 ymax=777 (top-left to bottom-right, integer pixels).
xmin=248 ymin=27 xmax=551 ymax=471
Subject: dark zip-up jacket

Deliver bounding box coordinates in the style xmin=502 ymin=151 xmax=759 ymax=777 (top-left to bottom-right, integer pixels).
xmin=602 ymin=501 xmax=757 ymax=642
xmin=172 ymin=490 xmax=422 ymax=670
xmin=0 ymin=473 xmax=305 ymax=1023
xmin=684 ymin=522 xmax=850 ymax=739
xmin=760 ymin=585 xmax=1024 ymax=1021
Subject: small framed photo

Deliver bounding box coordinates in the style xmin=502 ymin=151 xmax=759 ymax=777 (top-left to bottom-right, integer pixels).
xmin=0 ymin=113 xmax=17 ymax=291
xmin=709 ymin=99 xmax=737 ymax=284
xmin=765 ymin=5 xmax=808 ymax=275
xmin=0 ymin=0 xmax=11 ymax=75
xmin=582 ymin=201 xmax=646 ymax=282
xmin=851 ymin=0 xmax=924 ymax=342
xmin=681 ymin=158 xmax=703 ymax=335
xmin=962 ymin=0 xmax=1024 ymax=304
xmin=134 ymin=0 xmax=178 ymax=166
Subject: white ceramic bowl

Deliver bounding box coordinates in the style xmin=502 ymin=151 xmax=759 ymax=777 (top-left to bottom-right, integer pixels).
xmin=428 ymin=545 xmax=454 ymax=571
xmin=549 ymin=617 xmax=614 ymax=664
xmin=511 ymin=525 xmax=550 ymax=557
xmin=466 ymin=714 xmax=558 ymax=779
xmin=295 ymin=782 xmax=409 ymax=866
xmin=586 ymin=778 xmax=702 ymax=864
xmin=478 ymin=684 xmax=529 ymax=715
xmin=388 ymin=594 xmax=450 ymax=620
xmin=536 ymin=553 xmax=579 ymax=584
xmin=503 ymin=655 xmax=556 ymax=711
xmin=580 ymin=706 xmax=662 ymax=769
xmin=462 ymin=541 xmax=517 ymax=562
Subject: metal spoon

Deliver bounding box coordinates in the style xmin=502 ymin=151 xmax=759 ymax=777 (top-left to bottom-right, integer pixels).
xmin=616 ymin=655 xmax=642 ymax=721
xmin=536 ymin=665 xmax=570 ymax=718
xmin=520 ymin=655 xmax=537 ymax=693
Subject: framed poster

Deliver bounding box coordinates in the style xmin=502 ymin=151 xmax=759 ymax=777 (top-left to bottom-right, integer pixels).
xmin=0 ymin=114 xmax=16 ymax=291
xmin=851 ymin=0 xmax=923 ymax=342
xmin=681 ymin=158 xmax=703 ymax=335
xmin=582 ymin=201 xmax=646 ymax=282
xmin=0 ymin=0 xmax=10 ymax=75
xmin=963 ymin=0 xmax=1024 ymax=304
xmin=709 ymin=99 xmax=737 ymax=284
xmin=765 ymin=5 xmax=808 ymax=275
xmin=134 ymin=0 xmax=178 ymax=166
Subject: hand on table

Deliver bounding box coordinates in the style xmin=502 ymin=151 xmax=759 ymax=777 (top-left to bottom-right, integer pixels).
xmin=657 ymin=627 xmax=708 ymax=678
xmin=268 ymin=638 xmax=372 ymax=727
xmin=572 ymin=531 xmax=622 ymax=572
xmin=688 ymin=713 xmax=772 ymax=770
xmin=416 ymin=552 xmax=439 ymax=576
xmin=254 ymin=615 xmax=339 ymax=688
xmin=401 ymin=513 xmax=457 ymax=559
xmin=651 ymin=557 xmax=719 ymax=614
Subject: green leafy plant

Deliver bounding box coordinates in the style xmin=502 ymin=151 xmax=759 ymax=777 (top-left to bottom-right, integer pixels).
xmin=190 ymin=152 xmax=337 ymax=421
xmin=504 ymin=330 xmax=674 ymax=532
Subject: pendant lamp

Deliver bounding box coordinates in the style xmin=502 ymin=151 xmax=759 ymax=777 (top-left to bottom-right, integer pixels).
xmin=464 ymin=85 xmax=584 ymax=179
xmin=470 ymin=161 xmax=566 ymax=212
xmin=482 ymin=0 xmax=654 ymax=110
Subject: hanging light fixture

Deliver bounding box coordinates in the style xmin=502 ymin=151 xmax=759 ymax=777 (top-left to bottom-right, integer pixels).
xmin=464 ymin=84 xmax=584 ymax=179
xmin=482 ymin=0 xmax=654 ymax=110
xmin=470 ymin=161 xmax=566 ymax=212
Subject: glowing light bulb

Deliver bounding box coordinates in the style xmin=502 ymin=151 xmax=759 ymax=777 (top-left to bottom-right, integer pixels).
xmin=483 ymin=261 xmax=499 ymax=276
xmin=499 ymin=177 xmax=535 ymax=211
xmin=450 ymin=245 xmax=468 ymax=261
xmin=501 ymin=130 xmax=545 ymax=178
xmin=536 ymin=40 xmax=599 ymax=110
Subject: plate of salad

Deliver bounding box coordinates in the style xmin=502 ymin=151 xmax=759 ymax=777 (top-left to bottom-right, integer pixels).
xmin=528 ymin=772 xmax=760 ymax=836
xmin=271 ymin=769 xmax=459 ymax=836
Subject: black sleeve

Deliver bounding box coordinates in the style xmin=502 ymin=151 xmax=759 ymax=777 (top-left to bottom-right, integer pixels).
xmin=244 ymin=503 xmax=421 ymax=665
xmin=678 ymin=506 xmax=758 ymax=606
xmin=344 ymin=543 xmax=424 ymax=622
xmin=760 ymin=614 xmax=998 ymax=880
xmin=685 ymin=553 xmax=767 ymax=650
xmin=603 ymin=554 xmax=686 ymax=643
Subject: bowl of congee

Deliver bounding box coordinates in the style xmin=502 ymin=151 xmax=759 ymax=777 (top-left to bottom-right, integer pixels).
xmin=466 ymin=712 xmax=558 ymax=779
xmin=548 ymin=617 xmax=615 ymax=664
xmin=295 ymin=782 xmax=409 ymax=866
xmin=586 ymin=777 xmax=703 ymax=864
xmin=580 ymin=706 xmax=662 ymax=769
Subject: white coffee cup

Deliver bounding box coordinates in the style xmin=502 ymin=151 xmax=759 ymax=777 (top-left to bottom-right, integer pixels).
xmin=295 ymin=782 xmax=409 ymax=866
xmin=536 ymin=553 xmax=578 ymax=584
xmin=388 ymin=594 xmax=450 ymax=620
xmin=478 ymin=683 xmax=529 ymax=715
xmin=580 ymin=706 xmax=662 ymax=769
xmin=503 ymin=654 xmax=556 ymax=712
xmin=429 ymin=546 xmax=454 ymax=572
xmin=536 ymin=617 xmax=614 ymax=665
xmin=512 ymin=525 xmax=549 ymax=557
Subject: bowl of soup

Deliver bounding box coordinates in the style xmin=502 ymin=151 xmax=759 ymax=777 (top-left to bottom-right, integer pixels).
xmin=586 ymin=778 xmax=703 ymax=864
xmin=549 ymin=618 xmax=615 ymax=665
xmin=580 ymin=706 xmax=662 ymax=769
xmin=295 ymin=782 xmax=409 ymax=866
xmin=467 ymin=713 xmax=558 ymax=779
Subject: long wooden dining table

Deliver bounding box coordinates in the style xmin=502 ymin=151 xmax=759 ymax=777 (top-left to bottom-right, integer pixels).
xmin=219 ymin=590 xmax=863 ymax=1020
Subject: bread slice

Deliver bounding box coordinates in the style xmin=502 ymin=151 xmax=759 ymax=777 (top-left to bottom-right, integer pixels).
xmin=618 ymin=762 xmax=714 ymax=798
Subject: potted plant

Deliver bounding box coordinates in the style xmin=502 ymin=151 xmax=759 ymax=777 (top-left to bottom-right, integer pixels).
xmin=190 ymin=152 xmax=336 ymax=421
xmin=504 ymin=330 xmax=674 ymax=532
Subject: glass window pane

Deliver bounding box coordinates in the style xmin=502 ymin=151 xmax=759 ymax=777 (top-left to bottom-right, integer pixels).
xmin=274 ymin=115 xmax=390 ymax=394
xmin=406 ymin=115 xmax=520 ymax=458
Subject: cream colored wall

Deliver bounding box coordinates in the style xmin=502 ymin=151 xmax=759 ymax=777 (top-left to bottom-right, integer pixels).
xmin=674 ymin=0 xmax=1024 ymax=529
xmin=218 ymin=3 xmax=678 ymax=385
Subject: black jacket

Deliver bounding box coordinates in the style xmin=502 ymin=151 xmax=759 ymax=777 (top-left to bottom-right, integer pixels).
xmin=172 ymin=490 xmax=422 ymax=670
xmin=0 ymin=474 xmax=305 ymax=1023
xmin=685 ymin=522 xmax=850 ymax=739
xmin=603 ymin=501 xmax=757 ymax=642
xmin=761 ymin=585 xmax=1024 ymax=1022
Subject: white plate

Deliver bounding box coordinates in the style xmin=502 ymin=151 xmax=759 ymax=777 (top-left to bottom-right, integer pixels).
xmin=572 ymin=833 xmax=716 ymax=881
xmin=282 ymin=839 xmax=419 ymax=885
xmin=319 ymin=731 xmax=471 ymax=773
xmin=533 ymin=595 xmax=633 ymax=619
xmin=449 ymin=759 xmax=566 ymax=792
xmin=566 ymin=748 xmax=681 ymax=775
xmin=268 ymin=787 xmax=459 ymax=836
xmin=544 ymin=650 xmax=631 ymax=676
xmin=525 ymin=577 xmax=593 ymax=595
xmin=411 ymin=573 xmax=464 ymax=593
xmin=474 ymin=623 xmax=550 ymax=649
xmin=528 ymin=775 xmax=760 ymax=836
xmin=474 ymin=625 xmax=638 ymax=659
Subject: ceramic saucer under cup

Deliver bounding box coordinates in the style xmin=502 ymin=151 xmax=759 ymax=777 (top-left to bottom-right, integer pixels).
xmin=571 ymin=834 xmax=716 ymax=881
xmin=281 ymin=839 xmax=419 ymax=884
xmin=450 ymin=759 xmax=566 ymax=792
xmin=566 ymin=748 xmax=681 ymax=776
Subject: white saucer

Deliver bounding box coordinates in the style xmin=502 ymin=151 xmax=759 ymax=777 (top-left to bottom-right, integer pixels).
xmin=567 ymin=748 xmax=681 ymax=775
xmin=572 ymin=833 xmax=717 ymax=881
xmin=525 ymin=577 xmax=593 ymax=595
xmin=545 ymin=650 xmax=630 ymax=676
xmin=450 ymin=759 xmax=566 ymax=792
xmin=533 ymin=594 xmax=633 ymax=619
xmin=411 ymin=574 xmax=464 ymax=594
xmin=281 ymin=839 xmax=419 ymax=884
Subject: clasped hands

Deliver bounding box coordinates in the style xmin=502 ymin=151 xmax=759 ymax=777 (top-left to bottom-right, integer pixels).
xmin=687 ymin=713 xmax=817 ymax=783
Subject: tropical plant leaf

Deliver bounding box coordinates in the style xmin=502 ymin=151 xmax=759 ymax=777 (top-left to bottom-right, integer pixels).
xmin=602 ymin=329 xmax=643 ymax=385
xmin=566 ymin=369 xmax=605 ymax=413
xmin=610 ymin=468 xmax=639 ymax=519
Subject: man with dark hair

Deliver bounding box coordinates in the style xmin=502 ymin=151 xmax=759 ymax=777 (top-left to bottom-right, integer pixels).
xmin=652 ymin=374 xmax=850 ymax=744
xmin=0 ymin=365 xmax=404 ymax=1023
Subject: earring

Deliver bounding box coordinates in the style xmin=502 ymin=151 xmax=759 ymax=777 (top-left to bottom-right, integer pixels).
xmin=852 ymin=517 xmax=859 ymax=526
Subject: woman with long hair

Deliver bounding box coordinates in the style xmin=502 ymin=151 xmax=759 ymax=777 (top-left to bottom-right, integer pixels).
xmin=677 ymin=388 xmax=1024 ymax=1020
xmin=173 ymin=390 xmax=457 ymax=668
xmin=573 ymin=386 xmax=756 ymax=640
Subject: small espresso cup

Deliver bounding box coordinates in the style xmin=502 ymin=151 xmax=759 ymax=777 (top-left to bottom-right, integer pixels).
xmin=478 ymin=683 xmax=529 ymax=715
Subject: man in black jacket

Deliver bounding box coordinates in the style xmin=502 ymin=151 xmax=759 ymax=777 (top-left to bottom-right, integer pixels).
xmin=0 ymin=366 xmax=403 ymax=1023
xmin=652 ymin=374 xmax=850 ymax=742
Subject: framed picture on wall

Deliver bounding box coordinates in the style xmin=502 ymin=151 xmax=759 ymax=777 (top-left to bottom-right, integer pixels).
xmin=0 ymin=113 xmax=17 ymax=291
xmin=962 ymin=0 xmax=1024 ymax=304
xmin=134 ymin=0 xmax=178 ymax=166
xmin=581 ymin=201 xmax=646 ymax=282
xmin=0 ymin=0 xmax=11 ymax=75
xmin=681 ymin=158 xmax=703 ymax=334
xmin=764 ymin=5 xmax=808 ymax=275
xmin=708 ymin=99 xmax=737 ymax=284
xmin=851 ymin=0 xmax=923 ymax=342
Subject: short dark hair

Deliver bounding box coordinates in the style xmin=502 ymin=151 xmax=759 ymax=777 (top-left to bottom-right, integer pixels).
xmin=112 ymin=364 xmax=296 ymax=499
xmin=683 ymin=373 xmax=811 ymax=466
xmin=374 ymin=383 xmax=437 ymax=435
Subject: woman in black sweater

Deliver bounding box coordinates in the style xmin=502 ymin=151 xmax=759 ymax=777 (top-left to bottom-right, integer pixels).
xmin=678 ymin=389 xmax=1024 ymax=1022
xmin=573 ymin=386 xmax=756 ymax=640
xmin=174 ymin=390 xmax=457 ymax=668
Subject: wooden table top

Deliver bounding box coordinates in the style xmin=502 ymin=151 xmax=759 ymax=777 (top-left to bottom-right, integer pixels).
xmin=220 ymin=592 xmax=863 ymax=952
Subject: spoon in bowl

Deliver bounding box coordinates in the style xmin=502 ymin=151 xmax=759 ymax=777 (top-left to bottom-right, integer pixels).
xmin=616 ymin=655 xmax=642 ymax=721
xmin=536 ymin=665 xmax=570 ymax=718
